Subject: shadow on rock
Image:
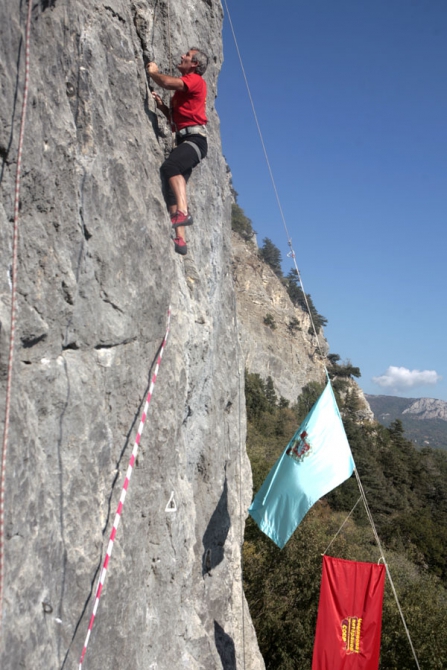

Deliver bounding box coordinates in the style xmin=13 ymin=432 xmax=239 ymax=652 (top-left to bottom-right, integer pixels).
xmin=214 ymin=621 xmax=237 ymax=670
xmin=202 ymin=476 xmax=230 ymax=576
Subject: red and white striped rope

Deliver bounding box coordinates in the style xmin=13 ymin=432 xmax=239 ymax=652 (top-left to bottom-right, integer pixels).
xmin=0 ymin=0 xmax=33 ymax=637
xmin=78 ymin=307 xmax=171 ymax=668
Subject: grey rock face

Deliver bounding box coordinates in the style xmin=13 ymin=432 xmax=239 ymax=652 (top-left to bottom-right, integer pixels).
xmin=231 ymin=234 xmax=374 ymax=423
xmin=352 ymin=386 xmax=375 ymax=423
xmin=403 ymin=398 xmax=447 ymax=421
xmin=231 ymin=233 xmax=327 ymax=403
xmin=0 ymin=1 xmax=263 ymax=668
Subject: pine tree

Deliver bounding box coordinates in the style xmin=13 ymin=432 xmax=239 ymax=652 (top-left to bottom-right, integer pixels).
xmin=231 ymin=203 xmax=255 ymax=240
xmin=265 ymin=376 xmax=278 ymax=409
xmin=285 ymin=270 xmax=328 ymax=334
xmin=259 ymin=238 xmax=283 ymax=278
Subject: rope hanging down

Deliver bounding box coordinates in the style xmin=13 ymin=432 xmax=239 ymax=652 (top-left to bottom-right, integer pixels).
xmin=222 ymin=0 xmax=327 ymax=367
xmin=232 ymin=289 xmax=247 ymax=670
xmin=78 ymin=308 xmax=171 ymax=669
xmin=222 ymin=4 xmax=421 ymax=667
xmin=0 ymin=0 xmax=33 ymax=641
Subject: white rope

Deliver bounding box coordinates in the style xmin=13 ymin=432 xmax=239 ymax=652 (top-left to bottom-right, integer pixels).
xmin=167 ymin=0 xmax=172 ymax=76
xmin=322 ymin=496 xmax=362 ymax=555
xmin=354 ymin=470 xmax=421 ymax=670
xmin=0 ymin=0 xmax=33 ymax=642
xmin=233 ymin=290 xmax=247 ymax=670
xmin=222 ymin=0 xmax=327 ymax=364
xmin=166 ymin=0 xmax=176 ymax=150
xmin=223 ymin=5 xmax=422 ymax=667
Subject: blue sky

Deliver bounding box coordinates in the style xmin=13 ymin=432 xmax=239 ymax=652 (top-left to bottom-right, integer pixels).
xmin=216 ymin=0 xmax=447 ymax=401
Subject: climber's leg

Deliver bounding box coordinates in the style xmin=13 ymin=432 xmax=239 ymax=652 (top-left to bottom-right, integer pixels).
xmin=160 ymin=136 xmax=206 ymax=255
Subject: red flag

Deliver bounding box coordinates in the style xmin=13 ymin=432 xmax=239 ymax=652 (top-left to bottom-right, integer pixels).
xmin=312 ymin=556 xmax=385 ymax=670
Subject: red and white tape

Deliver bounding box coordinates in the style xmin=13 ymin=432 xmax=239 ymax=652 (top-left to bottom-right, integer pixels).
xmin=79 ymin=308 xmax=171 ymax=668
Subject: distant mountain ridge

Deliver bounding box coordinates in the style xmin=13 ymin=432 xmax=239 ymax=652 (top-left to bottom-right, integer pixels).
xmin=365 ymin=394 xmax=447 ymax=451
xmin=402 ymin=397 xmax=447 ymax=421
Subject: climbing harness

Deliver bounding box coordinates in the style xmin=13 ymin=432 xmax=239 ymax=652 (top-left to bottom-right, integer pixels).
xmin=0 ymin=0 xmax=33 ymax=642
xmin=176 ymin=125 xmax=207 ymax=163
xmin=182 ymin=140 xmax=202 ymax=163
xmin=78 ymin=308 xmax=171 ymax=669
xmin=176 ymin=125 xmax=207 ymax=138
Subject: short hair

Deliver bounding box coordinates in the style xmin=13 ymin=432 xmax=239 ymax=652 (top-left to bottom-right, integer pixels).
xmin=190 ymin=47 xmax=209 ymax=76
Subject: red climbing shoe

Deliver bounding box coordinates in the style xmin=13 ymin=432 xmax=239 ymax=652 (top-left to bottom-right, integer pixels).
xmin=174 ymin=237 xmax=187 ymax=255
xmin=171 ymin=210 xmax=193 ymax=228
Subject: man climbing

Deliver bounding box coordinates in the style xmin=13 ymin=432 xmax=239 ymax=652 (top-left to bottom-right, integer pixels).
xmin=147 ymin=48 xmax=208 ymax=256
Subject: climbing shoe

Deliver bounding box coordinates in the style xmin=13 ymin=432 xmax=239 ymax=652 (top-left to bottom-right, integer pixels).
xmin=171 ymin=210 xmax=193 ymax=228
xmin=174 ymin=237 xmax=187 ymax=255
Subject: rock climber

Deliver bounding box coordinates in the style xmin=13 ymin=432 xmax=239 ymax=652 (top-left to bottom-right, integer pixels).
xmin=147 ymin=47 xmax=208 ymax=256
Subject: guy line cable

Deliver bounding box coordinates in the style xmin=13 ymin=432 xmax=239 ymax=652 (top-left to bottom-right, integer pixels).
xmin=223 ymin=3 xmax=421 ymax=667
xmin=222 ymin=0 xmax=327 ymax=365
xmin=354 ymin=470 xmax=421 ymax=670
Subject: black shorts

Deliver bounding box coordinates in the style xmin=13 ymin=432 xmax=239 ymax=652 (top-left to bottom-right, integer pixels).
xmin=161 ymin=135 xmax=207 ymax=207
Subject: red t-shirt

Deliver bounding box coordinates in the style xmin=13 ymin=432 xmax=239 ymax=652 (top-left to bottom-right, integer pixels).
xmin=171 ymin=73 xmax=207 ymax=130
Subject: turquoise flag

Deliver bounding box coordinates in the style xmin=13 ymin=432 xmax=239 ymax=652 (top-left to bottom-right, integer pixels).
xmin=249 ymin=381 xmax=355 ymax=548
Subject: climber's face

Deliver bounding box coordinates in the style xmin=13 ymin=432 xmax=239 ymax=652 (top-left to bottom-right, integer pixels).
xmin=177 ymin=50 xmax=198 ymax=74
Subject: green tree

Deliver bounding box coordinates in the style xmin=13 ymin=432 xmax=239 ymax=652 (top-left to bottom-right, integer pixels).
xmin=245 ymin=372 xmax=270 ymax=421
xmin=287 ymin=316 xmax=301 ymax=334
xmin=231 ymin=202 xmax=255 ymax=240
xmin=265 ymin=376 xmax=278 ymax=408
xmin=284 ymin=269 xmax=327 ymax=334
xmin=243 ymin=379 xmax=447 ymax=669
xmin=259 ymin=238 xmax=283 ymax=278
xmin=328 ymin=355 xmax=361 ymax=380
xmin=295 ymin=381 xmax=325 ymax=423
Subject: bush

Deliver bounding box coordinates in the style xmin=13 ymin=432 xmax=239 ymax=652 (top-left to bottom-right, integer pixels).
xmin=288 ymin=316 xmax=301 ymax=334
xmin=231 ymin=202 xmax=255 ymax=240
xmin=263 ymin=313 xmax=277 ymax=330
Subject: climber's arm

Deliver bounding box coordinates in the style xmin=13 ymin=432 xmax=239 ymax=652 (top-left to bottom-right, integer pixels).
xmin=151 ymin=92 xmax=170 ymax=119
xmin=146 ymin=62 xmax=186 ymax=91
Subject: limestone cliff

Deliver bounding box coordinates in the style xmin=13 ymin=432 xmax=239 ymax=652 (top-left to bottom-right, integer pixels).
xmin=0 ymin=1 xmax=264 ymax=668
xmin=232 ymin=233 xmax=327 ymax=403
xmin=403 ymin=398 xmax=447 ymax=421
xmin=0 ymin=2 xmax=372 ymax=668
xmin=232 ymin=233 xmax=328 ymax=402
xmin=231 ymin=233 xmax=373 ymax=422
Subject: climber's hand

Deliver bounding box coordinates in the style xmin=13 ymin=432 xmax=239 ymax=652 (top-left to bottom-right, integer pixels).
xmin=151 ymin=92 xmax=164 ymax=108
xmin=146 ymin=62 xmax=159 ymax=76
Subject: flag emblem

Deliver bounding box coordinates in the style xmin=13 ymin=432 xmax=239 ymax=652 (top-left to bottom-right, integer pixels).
xmin=286 ymin=430 xmax=312 ymax=463
xmin=341 ymin=616 xmax=362 ymax=654
xmin=312 ymin=556 xmax=385 ymax=670
xmin=249 ymin=382 xmax=355 ymax=548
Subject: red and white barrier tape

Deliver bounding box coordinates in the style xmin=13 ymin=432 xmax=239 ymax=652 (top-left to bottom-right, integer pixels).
xmin=79 ymin=308 xmax=171 ymax=668
xmin=0 ymin=0 xmax=33 ymax=636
